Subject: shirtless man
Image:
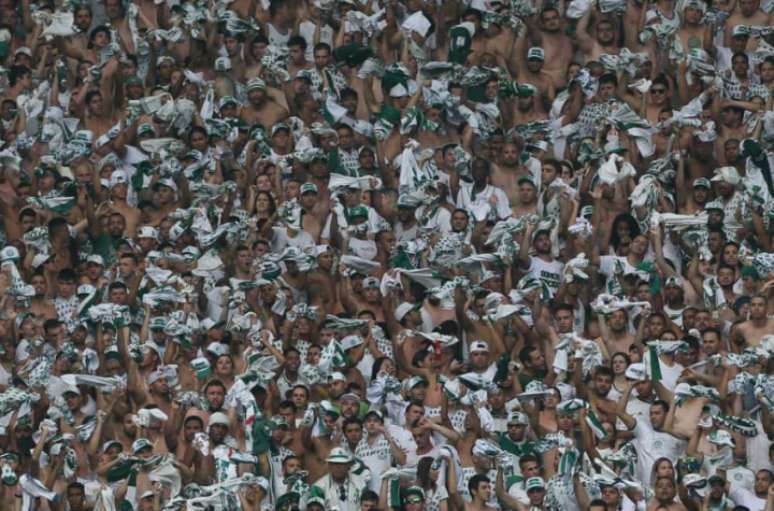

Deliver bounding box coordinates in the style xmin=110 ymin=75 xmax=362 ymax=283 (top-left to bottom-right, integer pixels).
xmin=715 ymin=105 xmax=747 ymax=166
xmin=598 ymin=309 xmax=636 ymax=356
xmin=106 ymin=171 xmax=140 ymax=238
xmin=531 ymin=7 xmax=573 ymax=89
xmin=482 ymin=20 xmax=517 ymax=71
xmin=299 ymin=183 xmax=325 ymax=241
xmin=458 ymin=291 xmax=507 ymax=360
xmin=733 ymin=294 xmax=774 ymax=347
xmin=675 ymin=1 xmax=711 ymax=58
xmin=724 ymin=0 xmax=771 ymax=50
xmin=466 ymin=475 xmax=499 ymax=511
xmin=222 ymin=32 xmax=247 ymax=83
xmin=515 ymin=48 xmax=556 ymax=111
xmin=511 ymin=177 xmax=539 ymax=217
xmin=491 ymin=143 xmax=528 ymax=207
xmin=79 ymin=88 xmax=119 ymax=140
xmin=105 ymin=0 xmax=136 ymax=54
xmin=576 ymin=13 xmax=620 ymax=63
xmin=510 ymin=86 xmax=547 ymax=125
xmin=240 ymin=77 xmax=289 ymax=128
xmin=147 ymin=179 xmax=181 ymax=226
xmin=341 ymin=277 xmax=386 ymax=323
xmin=645 ymin=477 xmax=688 ymax=511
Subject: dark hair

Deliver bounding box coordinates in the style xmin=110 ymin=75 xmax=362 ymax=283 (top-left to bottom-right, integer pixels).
xmin=254 ymin=190 xmax=277 ymax=216
xmin=468 ymin=474 xmax=491 ymax=497
xmin=85 ymin=90 xmax=102 ymax=106
xmin=610 ymin=213 xmax=640 ymax=250
xmin=553 ymin=303 xmax=574 ymax=316
xmin=416 ymin=457 xmax=437 ymax=490
xmin=340 ymin=88 xmax=358 ymax=102
xmin=342 ymin=417 xmax=363 ymax=430
xmin=595 ymin=366 xmax=614 ymax=379
xmin=599 ymin=73 xmax=618 ymax=87
xmin=360 ymin=491 xmax=378 ymax=504
xmin=519 ymin=454 xmax=540 ymax=467
xmin=519 ymin=346 xmax=538 ymax=365
xmin=288 ymin=35 xmax=307 ymax=50
xmin=184 ymin=415 xmax=204 ymax=427
xmin=278 ymin=400 xmax=296 ymax=413
xmin=44 ymin=319 xmax=62 ymax=333
xmin=9 ymin=65 xmax=31 ymax=87
xmin=108 ymin=281 xmax=127 ymax=292
xmin=284 ymin=346 xmax=300 ymax=358
xmin=412 ymin=349 xmax=430 ymax=368
xmin=652 ymin=400 xmax=669 ymax=414
xmin=57 ymin=268 xmax=77 ymax=282
xmin=313 ymin=42 xmax=331 ymax=54
xmin=204 ymin=380 xmax=226 ymax=392
xmin=732 ymin=51 xmax=749 ymax=66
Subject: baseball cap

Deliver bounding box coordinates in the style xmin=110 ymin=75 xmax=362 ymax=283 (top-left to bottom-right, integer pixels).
xmin=328 ymin=371 xmax=347 ymax=383
xmin=109 ymin=170 xmax=129 ymax=189
xmin=525 ymin=477 xmax=545 ymax=492
xmin=362 ymin=277 xmax=380 ymax=289
xmin=32 ymin=253 xmax=53 ymax=269
xmin=300 ymin=182 xmax=318 ymax=195
xmin=407 ymin=375 xmax=429 ymax=388
xmin=340 ymin=393 xmax=361 ymax=403
xmin=527 ymin=47 xmax=545 ymax=61
xmin=704 ymin=200 xmax=723 ymax=211
xmin=326 ymin=447 xmax=353 ymax=463
xmin=138 ymin=226 xmax=159 ymax=240
xmin=132 ymin=438 xmax=153 ymax=454
xmin=507 ymin=411 xmax=529 ymax=426
xmin=624 ymin=363 xmax=648 ymax=381
xmin=395 ymin=302 xmax=418 ymax=322
xmin=137 ymin=123 xmax=157 ymax=137
xmin=664 ymin=276 xmax=684 ymax=288
xmin=86 ymin=254 xmax=105 ymax=266
xmin=14 ymin=47 xmax=32 ymax=58
xmin=153 ymin=178 xmax=178 ymax=192
xmin=693 ymin=178 xmax=711 ymax=189
xmin=218 ymin=96 xmax=238 ymax=110
xmin=470 ymin=340 xmax=490 ymax=353
xmin=389 ymin=83 xmax=409 ymax=98
xmin=732 ymin=25 xmax=751 ymax=38
xmin=711 ymin=166 xmax=741 ymax=185
xmin=246 ymin=77 xmax=267 ymax=92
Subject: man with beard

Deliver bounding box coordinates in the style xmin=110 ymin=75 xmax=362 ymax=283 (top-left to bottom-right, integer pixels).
xmin=518 ymin=221 xmax=564 ymax=297
xmin=147 ymin=178 xmax=182 ymax=226
xmin=716 ymin=106 xmax=747 ymax=166
xmin=724 ymin=0 xmax=772 ymax=49
xmin=511 ymin=176 xmax=539 ymax=217
xmin=491 ymin=142 xmax=529 ymax=207
xmin=510 ymin=86 xmax=546 ymax=125
xmin=576 ymin=13 xmax=620 ymax=62
xmin=733 ymin=294 xmax=774 ymax=347
xmin=29 ymin=271 xmax=58 ymax=319
xmin=99 ymin=170 xmax=139 ymax=238
xmin=240 ymin=77 xmax=289 ymax=128
xmin=678 ymin=177 xmax=712 ymax=214
xmin=531 ymin=7 xmax=573 ymax=88
xmin=457 ymin=159 xmax=511 ymax=222
xmin=299 ymin=183 xmax=326 ymax=241
xmin=515 ymin=48 xmax=556 ymax=110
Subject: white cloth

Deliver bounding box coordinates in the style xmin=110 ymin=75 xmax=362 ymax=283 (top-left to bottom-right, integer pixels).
xmin=631 ymin=418 xmax=686 ymax=488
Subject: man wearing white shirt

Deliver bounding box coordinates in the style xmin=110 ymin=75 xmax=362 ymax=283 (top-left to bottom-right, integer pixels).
xmin=456 ymin=159 xmax=511 ymax=221
xmin=617 ymin=382 xmax=687 ymax=488
xmin=728 ymin=469 xmax=772 ymax=511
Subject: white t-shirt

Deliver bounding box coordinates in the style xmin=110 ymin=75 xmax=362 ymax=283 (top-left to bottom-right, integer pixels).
xmin=729 ymin=486 xmax=766 ymax=511
xmin=526 ymin=256 xmax=565 ymax=297
xmin=298 ymin=21 xmax=334 ymax=61
xmin=632 ymin=418 xmax=686 ymax=488
xmin=456 ymin=184 xmax=511 ymax=221
xmin=270 ymin=227 xmax=315 ymax=252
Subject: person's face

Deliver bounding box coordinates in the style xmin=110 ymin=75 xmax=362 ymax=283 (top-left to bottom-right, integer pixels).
xmin=541 ymin=10 xmax=561 ymax=31
xmin=108 ymin=213 xmax=126 ymax=236
xmin=119 ymin=256 xmax=136 ymax=277
xmin=406 ymin=404 xmax=424 ymax=424
xmin=722 ymin=108 xmax=742 ymax=127
xmin=105 ymin=0 xmax=121 ymax=18
xmin=288 ymin=44 xmax=304 ymax=64
xmin=651 ymin=84 xmax=668 ymax=105
xmin=740 ymin=0 xmax=759 ymax=15
xmin=528 ymin=350 xmax=545 ymax=369
xmin=328 ymin=462 xmax=350 ymax=480
xmin=224 ymin=36 xmax=239 ymax=56
xmin=596 ymin=22 xmax=615 ymax=44
xmin=554 ymin=310 xmax=573 ymax=333
xmin=191 ymin=131 xmax=208 ymax=151
xmin=88 ymin=93 xmax=104 ymax=115
xmin=343 ymin=422 xmax=362 ymax=444
xmin=717 ymin=267 xmax=735 ymax=287
xmin=74 ymin=8 xmax=92 ymax=30
xmin=594 ymin=374 xmax=612 ymax=396
xmin=314 ymin=49 xmax=330 ymax=69
xmin=732 ymin=55 xmax=749 ymax=77
xmin=598 ymin=81 xmax=616 ymax=100
xmin=541 ymin=164 xmax=558 ymax=185
xmin=58 ymin=279 xmax=76 ymax=298
xmin=284 ymin=457 xmax=301 ymax=476
xmin=600 ymin=486 xmax=619 ymax=506
xmin=650 ymin=405 xmax=667 ymax=429
xmin=693 ymin=185 xmax=709 ymax=204
xmin=534 ymin=232 xmax=551 ymax=255
xmin=109 ymin=286 xmax=127 ymax=304
xmin=64 ymin=392 xmax=81 ymax=411
xmin=209 ymin=423 xmax=228 ymax=443
xmin=155 ymin=185 xmax=175 ymax=205
xmin=67 ymin=487 xmax=86 ymax=511
xmin=754 ymin=470 xmax=772 ymax=493
xmin=750 ymin=296 xmax=767 ymax=319
xmin=284 ymin=350 xmax=301 ymax=372
xmin=507 ymin=423 xmax=526 ymax=442
xmin=521 ymin=461 xmax=540 ymax=478
xmin=655 ymin=478 xmax=676 ymax=501
xmin=723 ymin=244 xmax=739 ymax=266
xmin=216 ymin=356 xmax=233 ymax=377
xmin=20 ymin=213 xmax=35 ymax=233
xmin=527 ymin=487 xmax=544 ymax=505
xmin=526 ymin=58 xmax=543 ymax=73
xmin=608 ymin=309 xmax=627 ymax=332
xmin=612 ymin=354 xmax=628 ymax=374
xmin=451 ymin=211 xmax=468 ymax=231
xmin=206 ymin=385 xmax=225 ymax=410
xmin=184 ymin=419 xmax=203 ymax=441
xmin=761 ymin=61 xmax=774 ymax=83
xmin=518 ymin=182 xmax=536 ymax=204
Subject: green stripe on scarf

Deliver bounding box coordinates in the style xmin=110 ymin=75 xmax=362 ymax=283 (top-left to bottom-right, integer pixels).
xmin=649 ymin=344 xmax=662 ymax=381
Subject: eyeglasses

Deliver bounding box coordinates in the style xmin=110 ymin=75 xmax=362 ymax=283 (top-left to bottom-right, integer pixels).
xmin=406 ymin=498 xmax=423 ymax=504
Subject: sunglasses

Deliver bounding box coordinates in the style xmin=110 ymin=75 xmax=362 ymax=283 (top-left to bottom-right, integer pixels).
xmin=651 ymin=88 xmax=667 ymax=94
xmin=406 ymin=498 xmax=423 ymax=504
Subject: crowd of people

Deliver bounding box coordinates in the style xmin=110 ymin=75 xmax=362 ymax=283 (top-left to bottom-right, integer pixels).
xmin=0 ymin=0 xmax=774 ymax=509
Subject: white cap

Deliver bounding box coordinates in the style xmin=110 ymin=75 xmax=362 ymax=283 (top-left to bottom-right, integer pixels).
xmin=86 ymin=254 xmax=105 ymax=266
xmin=32 ymin=253 xmax=52 ymax=269
xmin=206 ymin=341 xmax=230 ymax=357
xmin=109 ymin=170 xmax=129 ymax=189
xmin=328 ymin=371 xmax=347 ymax=383
xmin=395 ymin=302 xmax=416 ymax=322
xmin=624 ymin=363 xmax=647 ymax=381
xmin=470 ymin=340 xmax=489 ymax=353
xmin=138 ymin=226 xmax=159 ymax=240
xmin=208 ymin=412 xmax=230 ymax=428
xmin=389 ymin=83 xmax=409 ymax=98
xmin=711 ymin=166 xmax=741 ymax=185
